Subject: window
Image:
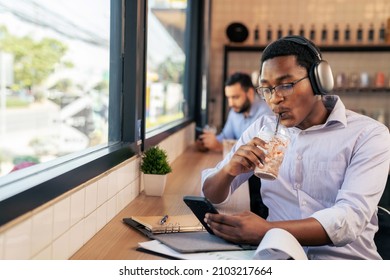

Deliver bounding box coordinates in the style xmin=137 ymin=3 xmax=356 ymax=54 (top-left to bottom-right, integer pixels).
xmin=145 ymin=0 xmax=188 ymax=134
xmin=0 ymin=0 xmax=132 ymax=227
xmin=0 ymin=0 xmax=110 ymax=178
xmin=0 ymin=0 xmax=203 ymax=227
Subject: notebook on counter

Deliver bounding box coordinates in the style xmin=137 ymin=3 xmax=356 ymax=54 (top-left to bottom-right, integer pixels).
xmin=123 ymin=214 xmax=205 ymax=237
xmin=123 ymin=214 xmax=256 ymax=253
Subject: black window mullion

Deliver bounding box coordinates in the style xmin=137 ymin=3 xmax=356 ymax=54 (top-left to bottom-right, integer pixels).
xmin=122 ymin=0 xmax=146 ymax=152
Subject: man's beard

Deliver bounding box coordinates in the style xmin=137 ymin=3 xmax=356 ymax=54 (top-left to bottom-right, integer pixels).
xmin=237 ymin=98 xmax=251 ymax=114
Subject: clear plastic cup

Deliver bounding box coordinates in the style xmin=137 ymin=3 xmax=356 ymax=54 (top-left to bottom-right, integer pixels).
xmin=254 ymin=122 xmax=290 ymax=180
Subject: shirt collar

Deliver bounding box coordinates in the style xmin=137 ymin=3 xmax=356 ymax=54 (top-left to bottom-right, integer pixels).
xmin=291 ymin=95 xmax=347 ymax=133
xmin=323 ymin=95 xmax=347 ymax=128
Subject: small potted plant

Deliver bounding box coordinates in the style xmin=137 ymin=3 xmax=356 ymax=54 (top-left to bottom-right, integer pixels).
xmin=140 ymin=146 xmax=172 ymax=196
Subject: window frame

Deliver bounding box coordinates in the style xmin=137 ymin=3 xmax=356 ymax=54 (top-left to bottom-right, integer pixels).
xmin=0 ymin=0 xmax=204 ymax=227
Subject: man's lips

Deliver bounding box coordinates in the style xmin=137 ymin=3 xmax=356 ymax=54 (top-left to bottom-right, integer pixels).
xmin=273 ymin=108 xmax=289 ymax=117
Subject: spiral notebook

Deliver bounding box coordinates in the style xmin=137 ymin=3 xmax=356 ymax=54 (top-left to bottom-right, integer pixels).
xmin=123 ymin=214 xmax=205 ymax=236
xmin=123 ymin=215 xmax=257 ymax=253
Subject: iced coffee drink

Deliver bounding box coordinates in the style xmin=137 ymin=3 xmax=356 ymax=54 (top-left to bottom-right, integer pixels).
xmin=254 ymin=122 xmax=290 ymax=180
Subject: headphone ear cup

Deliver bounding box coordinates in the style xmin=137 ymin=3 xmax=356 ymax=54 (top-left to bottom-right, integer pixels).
xmin=308 ymin=62 xmax=321 ymax=95
xmin=310 ymin=60 xmax=334 ymax=95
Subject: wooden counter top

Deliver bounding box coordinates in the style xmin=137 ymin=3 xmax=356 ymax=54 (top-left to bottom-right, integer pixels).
xmin=70 ymin=145 xmax=234 ymax=260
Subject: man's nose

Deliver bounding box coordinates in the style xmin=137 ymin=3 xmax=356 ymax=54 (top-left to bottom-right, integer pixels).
xmin=268 ymin=90 xmax=284 ymax=104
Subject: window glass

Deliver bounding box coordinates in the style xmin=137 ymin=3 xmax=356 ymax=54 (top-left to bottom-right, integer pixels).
xmin=146 ymin=0 xmax=187 ymax=132
xmin=0 ymin=0 xmax=110 ymax=178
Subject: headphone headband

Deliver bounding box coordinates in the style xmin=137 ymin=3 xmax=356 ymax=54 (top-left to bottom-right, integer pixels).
xmin=263 ymin=35 xmax=333 ymax=95
xmin=281 ymin=35 xmax=322 ymax=61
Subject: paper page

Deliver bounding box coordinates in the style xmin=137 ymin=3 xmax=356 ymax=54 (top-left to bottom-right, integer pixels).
xmin=138 ymin=240 xmax=256 ymax=260
xmin=252 ymin=228 xmax=308 ymax=260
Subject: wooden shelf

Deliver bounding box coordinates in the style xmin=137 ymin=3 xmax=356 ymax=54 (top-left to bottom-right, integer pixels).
xmin=222 ymin=44 xmax=390 ymax=126
xmin=225 ymin=44 xmax=390 ymax=52
xmin=334 ymin=88 xmax=390 ymax=94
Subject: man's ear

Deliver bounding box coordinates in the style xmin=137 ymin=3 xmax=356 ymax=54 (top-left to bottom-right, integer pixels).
xmin=247 ymin=87 xmax=256 ymax=100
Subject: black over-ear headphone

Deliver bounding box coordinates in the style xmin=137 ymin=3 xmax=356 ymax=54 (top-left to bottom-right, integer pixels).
xmin=279 ymin=35 xmax=334 ymax=95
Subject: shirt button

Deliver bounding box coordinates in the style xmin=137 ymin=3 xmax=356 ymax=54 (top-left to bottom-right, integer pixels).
xmin=302 ymin=200 xmax=307 ymax=206
xmin=297 ymin=155 xmax=302 ymax=160
xmin=295 ymin=183 xmax=301 ymax=189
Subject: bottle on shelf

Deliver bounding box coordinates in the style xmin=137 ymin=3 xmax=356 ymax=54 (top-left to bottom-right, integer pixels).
xmin=266 ymin=25 xmax=272 ymax=42
xmin=321 ymin=24 xmax=328 ymax=44
xmin=359 ymin=72 xmax=370 ymax=88
xmin=344 ymin=24 xmax=351 ymax=44
xmin=356 ymin=23 xmax=363 ymax=43
xmin=333 ymin=24 xmax=340 ymax=44
xmin=379 ymin=22 xmax=386 ymax=43
xmin=254 ymin=25 xmax=260 ymax=44
xmin=299 ymin=24 xmax=305 ymax=37
xmin=368 ymin=23 xmax=374 ymax=43
xmin=309 ymin=25 xmax=316 ymax=42
xmin=375 ymin=72 xmax=385 ymax=88
xmin=288 ymin=24 xmax=294 ymax=36
xmin=277 ymin=25 xmax=283 ymax=39
xmin=335 ymin=72 xmax=347 ymax=89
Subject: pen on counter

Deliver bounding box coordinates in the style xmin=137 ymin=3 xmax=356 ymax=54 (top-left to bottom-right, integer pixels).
xmin=160 ymin=214 xmax=168 ymax=225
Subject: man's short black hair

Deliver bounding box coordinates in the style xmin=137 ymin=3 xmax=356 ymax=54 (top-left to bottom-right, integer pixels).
xmin=225 ymin=72 xmax=254 ymax=92
xmin=260 ymin=37 xmax=321 ymax=74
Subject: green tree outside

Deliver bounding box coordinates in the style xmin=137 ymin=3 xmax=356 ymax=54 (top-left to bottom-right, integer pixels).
xmin=0 ymin=25 xmax=72 ymax=95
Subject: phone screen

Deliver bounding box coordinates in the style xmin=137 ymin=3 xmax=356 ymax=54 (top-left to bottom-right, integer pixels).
xmin=183 ymin=195 xmax=219 ymax=234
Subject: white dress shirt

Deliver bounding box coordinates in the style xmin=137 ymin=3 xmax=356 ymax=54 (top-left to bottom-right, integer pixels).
xmin=201 ymin=95 xmax=390 ymax=259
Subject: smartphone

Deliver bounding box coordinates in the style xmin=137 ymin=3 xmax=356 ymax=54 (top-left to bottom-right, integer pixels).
xmin=183 ymin=195 xmax=219 ymax=234
xmin=195 ymin=127 xmax=204 ymax=139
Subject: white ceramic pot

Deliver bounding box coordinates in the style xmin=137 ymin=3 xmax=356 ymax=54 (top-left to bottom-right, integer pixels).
xmin=143 ymin=173 xmax=167 ymax=196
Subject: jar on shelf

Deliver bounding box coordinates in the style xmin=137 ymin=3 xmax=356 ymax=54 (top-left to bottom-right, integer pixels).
xmin=335 ymin=72 xmax=347 ymax=89
xmin=359 ymin=72 xmax=370 ymax=88
xmin=375 ymin=72 xmax=385 ymax=88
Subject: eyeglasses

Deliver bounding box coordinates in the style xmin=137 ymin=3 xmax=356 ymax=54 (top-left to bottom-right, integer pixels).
xmin=256 ymin=76 xmax=309 ymax=100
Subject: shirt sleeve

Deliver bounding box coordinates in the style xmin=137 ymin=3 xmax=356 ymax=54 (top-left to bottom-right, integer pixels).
xmin=201 ymin=118 xmax=264 ymax=202
xmin=311 ymin=122 xmax=390 ymax=246
xmin=216 ymin=110 xmax=236 ymax=142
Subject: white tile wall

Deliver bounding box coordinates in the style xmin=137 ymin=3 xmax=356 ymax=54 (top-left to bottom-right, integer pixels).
xmin=83 ymin=211 xmax=97 ymax=244
xmin=69 ymin=220 xmax=84 ymax=257
xmin=31 ymin=206 xmax=53 ymax=256
xmin=70 ymin=188 xmax=85 ymax=227
xmin=4 ymin=218 xmax=32 ymax=259
xmin=0 ymin=231 xmax=4 ymax=259
xmin=0 ymin=123 xmax=195 ymax=259
xmin=97 ymin=174 xmax=108 ymax=207
xmin=107 ymin=171 xmax=118 ymax=200
xmin=96 ymin=203 xmax=108 ymax=232
xmin=32 ymin=245 xmax=51 ymax=260
xmin=53 ymin=197 xmax=70 ymax=240
xmin=52 ymin=230 xmax=70 ymax=260
xmin=106 ymin=196 xmax=117 ymax=222
xmin=85 ymin=182 xmax=98 ymax=217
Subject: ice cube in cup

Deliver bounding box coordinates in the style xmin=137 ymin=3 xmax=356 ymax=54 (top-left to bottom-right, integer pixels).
xmin=254 ymin=122 xmax=290 ymax=180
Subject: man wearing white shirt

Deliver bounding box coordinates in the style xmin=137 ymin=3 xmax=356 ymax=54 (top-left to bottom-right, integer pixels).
xmin=197 ymin=72 xmax=272 ymax=152
xmin=201 ymin=36 xmax=390 ymax=259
